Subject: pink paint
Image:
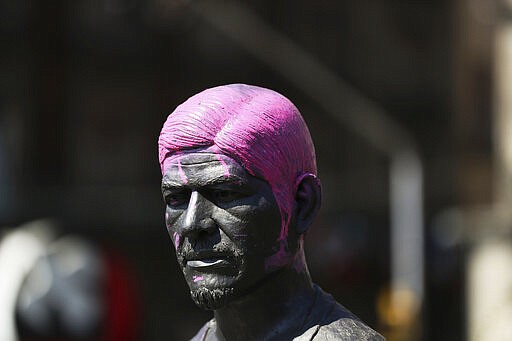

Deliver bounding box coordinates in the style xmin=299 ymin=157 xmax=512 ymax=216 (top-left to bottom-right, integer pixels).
xmin=177 ymin=159 xmax=188 ymax=184
xmin=173 ymin=231 xmax=180 ymax=248
xmin=158 ymin=84 xmax=318 ymax=239
xmin=193 ymin=275 xmax=204 ymax=282
xmin=216 ymin=153 xmax=231 ymax=178
xmin=265 ymin=240 xmax=293 ymax=270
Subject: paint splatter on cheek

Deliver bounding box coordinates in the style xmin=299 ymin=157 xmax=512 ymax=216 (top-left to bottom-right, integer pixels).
xmin=193 ymin=275 xmax=204 ymax=282
xmin=173 ymin=232 xmax=180 ymax=248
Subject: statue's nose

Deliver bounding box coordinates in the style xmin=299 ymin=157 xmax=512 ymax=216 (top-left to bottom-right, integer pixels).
xmin=178 ymin=191 xmax=216 ymax=240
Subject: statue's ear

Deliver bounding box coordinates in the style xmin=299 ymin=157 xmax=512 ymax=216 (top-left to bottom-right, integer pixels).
xmin=295 ymin=174 xmax=321 ymax=235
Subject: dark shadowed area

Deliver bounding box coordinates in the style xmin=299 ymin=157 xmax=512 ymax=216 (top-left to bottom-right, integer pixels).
xmin=1 ymin=1 xmax=506 ymax=340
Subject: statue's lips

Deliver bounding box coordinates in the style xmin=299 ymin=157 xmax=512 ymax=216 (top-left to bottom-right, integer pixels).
xmin=183 ymin=252 xmax=235 ymax=271
xmin=187 ymin=258 xmax=229 ymax=268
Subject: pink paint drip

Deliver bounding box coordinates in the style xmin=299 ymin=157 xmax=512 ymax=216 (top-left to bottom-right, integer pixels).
xmin=177 ymin=159 xmax=188 ymax=184
xmin=173 ymin=232 xmax=180 ymax=248
xmin=265 ymin=240 xmax=292 ymax=270
xmin=216 ymin=154 xmax=231 ymax=178
xmin=193 ymin=275 xmax=204 ymax=282
xmin=158 ymin=84 xmax=318 ymax=239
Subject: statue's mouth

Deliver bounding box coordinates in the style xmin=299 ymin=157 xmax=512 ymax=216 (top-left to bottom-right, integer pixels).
xmin=187 ymin=258 xmax=228 ymax=268
xmin=183 ymin=250 xmax=235 ymax=271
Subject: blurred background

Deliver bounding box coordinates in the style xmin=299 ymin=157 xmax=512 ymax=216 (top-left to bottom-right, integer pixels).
xmin=1 ymin=0 xmax=512 ymax=340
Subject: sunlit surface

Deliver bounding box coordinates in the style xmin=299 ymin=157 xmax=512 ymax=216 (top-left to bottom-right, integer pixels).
xmin=468 ymin=241 xmax=512 ymax=341
xmin=0 ymin=224 xmax=48 ymax=341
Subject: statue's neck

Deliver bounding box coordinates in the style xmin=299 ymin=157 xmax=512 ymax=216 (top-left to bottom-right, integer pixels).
xmin=213 ymin=251 xmax=316 ymax=341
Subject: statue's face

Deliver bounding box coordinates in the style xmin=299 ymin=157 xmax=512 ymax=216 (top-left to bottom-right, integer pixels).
xmin=161 ymin=153 xmax=282 ymax=310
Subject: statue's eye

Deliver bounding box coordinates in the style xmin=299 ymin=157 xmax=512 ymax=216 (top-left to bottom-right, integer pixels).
xmin=212 ymin=189 xmax=242 ymax=203
xmin=165 ymin=192 xmax=189 ymax=207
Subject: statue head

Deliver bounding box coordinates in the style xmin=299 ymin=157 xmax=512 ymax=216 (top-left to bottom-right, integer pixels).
xmin=158 ymin=84 xmax=321 ymax=310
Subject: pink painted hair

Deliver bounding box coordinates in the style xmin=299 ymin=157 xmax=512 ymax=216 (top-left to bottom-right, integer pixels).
xmin=158 ymin=84 xmax=318 ymax=239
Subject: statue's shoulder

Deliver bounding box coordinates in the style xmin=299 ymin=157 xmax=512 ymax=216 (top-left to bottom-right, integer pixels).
xmin=294 ymin=285 xmax=385 ymax=341
xmin=308 ymin=317 xmax=385 ymax=340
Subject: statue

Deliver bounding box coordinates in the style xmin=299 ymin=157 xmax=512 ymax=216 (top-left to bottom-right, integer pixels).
xmin=158 ymin=84 xmax=385 ymax=340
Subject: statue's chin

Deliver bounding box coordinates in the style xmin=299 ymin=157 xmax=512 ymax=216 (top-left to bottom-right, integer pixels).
xmin=190 ymin=287 xmax=235 ymax=310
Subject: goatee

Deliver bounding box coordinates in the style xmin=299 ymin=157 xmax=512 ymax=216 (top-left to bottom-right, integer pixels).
xmin=190 ymin=287 xmax=235 ymax=310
